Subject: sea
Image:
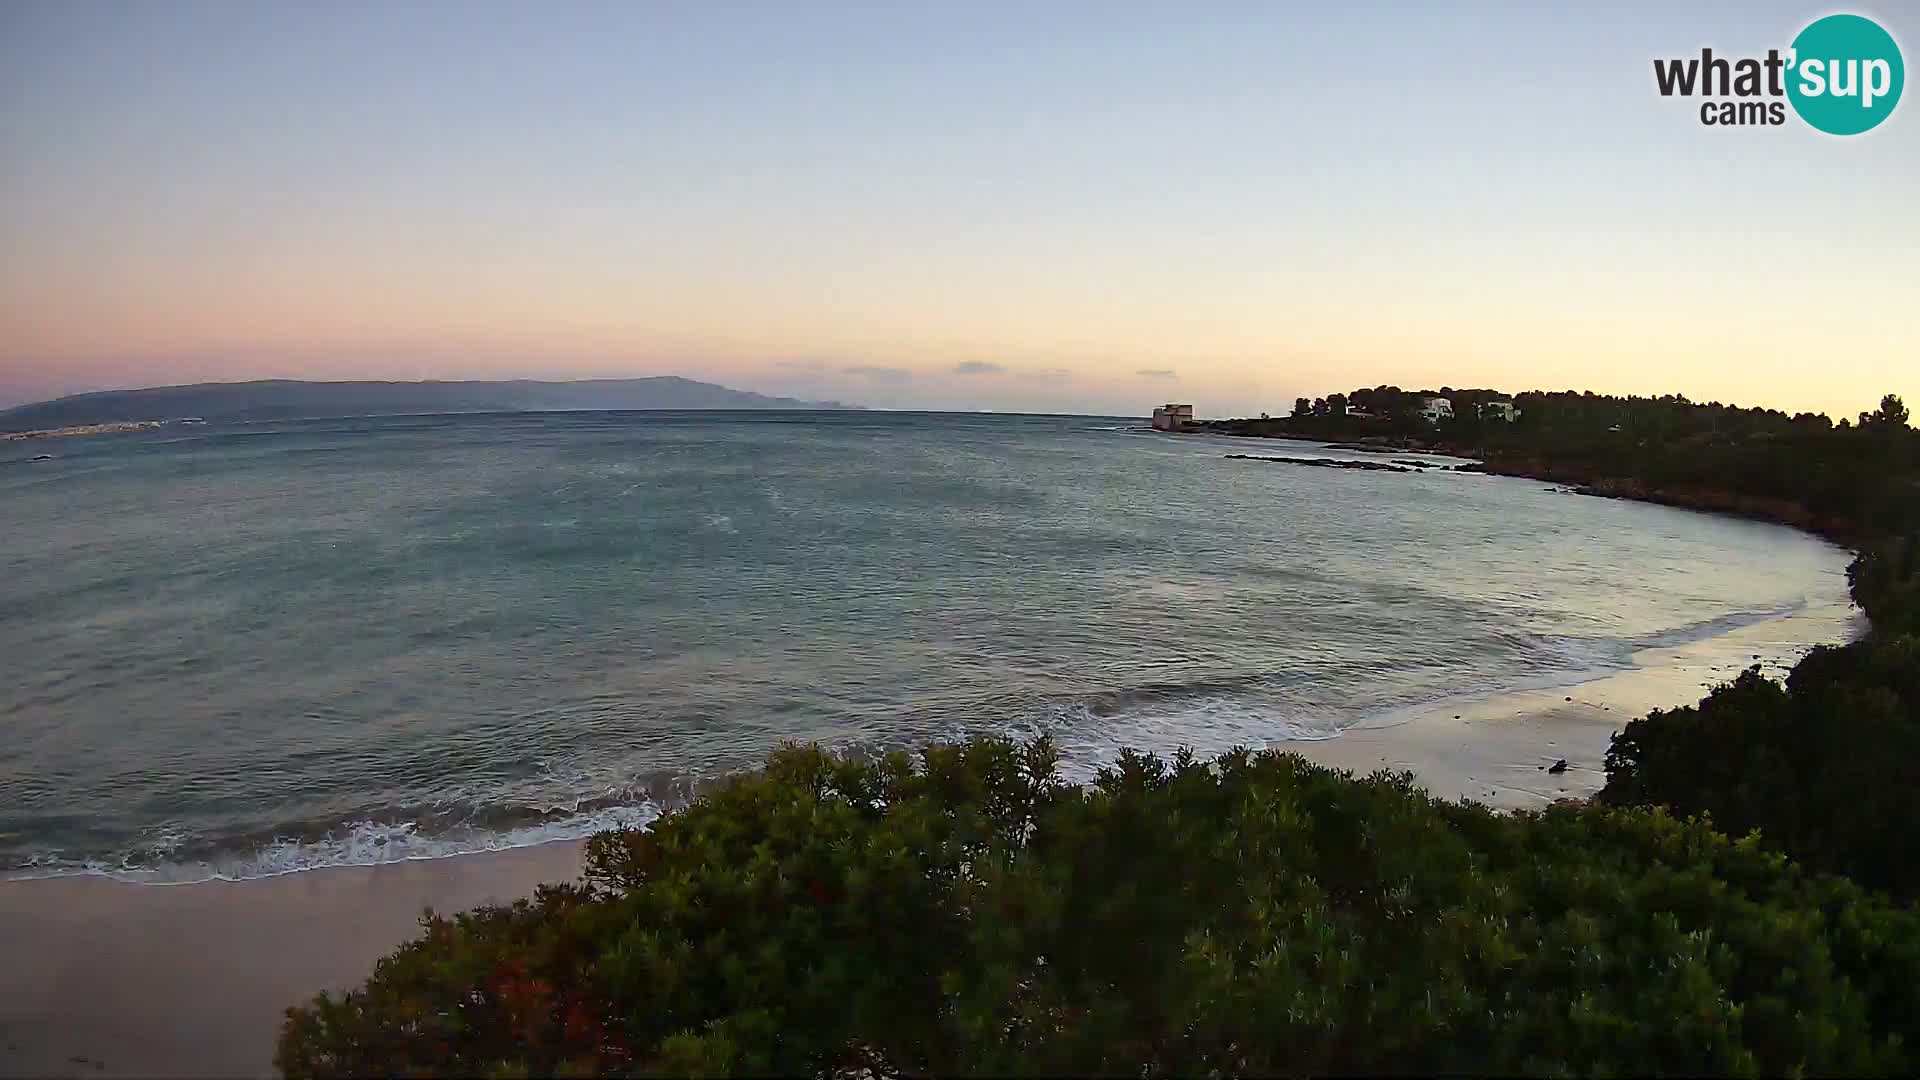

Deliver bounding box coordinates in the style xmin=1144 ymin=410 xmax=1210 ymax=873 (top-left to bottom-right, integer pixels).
xmin=0 ymin=410 xmax=1855 ymax=882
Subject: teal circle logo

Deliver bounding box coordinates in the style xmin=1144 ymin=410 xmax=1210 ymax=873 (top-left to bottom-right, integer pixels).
xmin=1787 ymin=14 xmax=1904 ymax=134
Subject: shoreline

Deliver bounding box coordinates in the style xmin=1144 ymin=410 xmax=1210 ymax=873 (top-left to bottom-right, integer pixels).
xmin=1290 ymin=597 xmax=1861 ymax=810
xmin=0 ymin=597 xmax=1861 ymax=1078
xmin=1190 ymin=426 xmax=1865 ymax=547
xmin=1 ymin=600 xmax=1841 ymax=889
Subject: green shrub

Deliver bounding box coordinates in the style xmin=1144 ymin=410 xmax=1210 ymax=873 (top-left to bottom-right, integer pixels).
xmin=280 ymin=738 xmax=1920 ymax=1078
xmin=1600 ymin=635 xmax=1920 ymax=901
xmin=1850 ymin=541 xmax=1920 ymax=637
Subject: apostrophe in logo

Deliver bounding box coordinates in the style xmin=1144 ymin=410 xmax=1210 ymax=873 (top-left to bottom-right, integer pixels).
xmin=1786 ymin=14 xmax=1904 ymax=134
xmin=1651 ymin=12 xmax=1903 ymax=134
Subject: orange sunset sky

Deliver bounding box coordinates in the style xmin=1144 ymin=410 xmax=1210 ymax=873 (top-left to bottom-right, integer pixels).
xmin=3 ymin=1 xmax=1914 ymax=418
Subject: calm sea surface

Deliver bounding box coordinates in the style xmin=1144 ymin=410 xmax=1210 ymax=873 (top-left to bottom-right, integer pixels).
xmin=0 ymin=411 xmax=1853 ymax=880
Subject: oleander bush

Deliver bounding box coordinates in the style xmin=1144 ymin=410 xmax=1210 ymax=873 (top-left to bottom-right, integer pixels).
xmin=279 ymin=737 xmax=1920 ymax=1078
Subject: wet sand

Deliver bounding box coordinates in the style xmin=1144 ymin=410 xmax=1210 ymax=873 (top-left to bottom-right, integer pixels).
xmin=0 ymin=843 xmax=583 ymax=1077
xmin=1290 ymin=603 xmax=1862 ymax=809
xmin=0 ymin=603 xmax=1861 ymax=1078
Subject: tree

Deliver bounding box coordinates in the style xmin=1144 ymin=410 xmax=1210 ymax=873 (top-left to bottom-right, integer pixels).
xmin=1293 ymin=397 xmax=1312 ymax=419
xmin=1865 ymin=393 xmax=1909 ymax=430
xmin=1850 ymin=540 xmax=1920 ymax=637
xmin=1326 ymin=392 xmax=1349 ymax=416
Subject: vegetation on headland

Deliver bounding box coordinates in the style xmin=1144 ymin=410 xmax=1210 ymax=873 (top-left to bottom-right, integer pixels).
xmin=278 ymin=387 xmax=1920 ymax=1077
xmin=1202 ymin=387 xmax=1917 ymax=544
xmin=279 ymin=739 xmax=1920 ymax=1078
xmin=1850 ymin=536 xmax=1920 ymax=637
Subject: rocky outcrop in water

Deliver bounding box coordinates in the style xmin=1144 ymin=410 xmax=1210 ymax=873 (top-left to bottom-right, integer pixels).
xmin=1225 ymin=454 xmax=1416 ymax=473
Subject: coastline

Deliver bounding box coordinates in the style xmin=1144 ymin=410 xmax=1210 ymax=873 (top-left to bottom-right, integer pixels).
xmin=1191 ymin=426 xmax=1864 ymax=546
xmin=0 ymin=597 xmax=1861 ymax=1078
xmin=1289 ymin=597 xmax=1862 ymax=810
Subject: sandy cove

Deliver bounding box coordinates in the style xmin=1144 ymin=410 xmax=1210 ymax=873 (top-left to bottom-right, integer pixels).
xmin=0 ymin=601 xmax=1861 ymax=1078
xmin=1289 ymin=601 xmax=1861 ymax=810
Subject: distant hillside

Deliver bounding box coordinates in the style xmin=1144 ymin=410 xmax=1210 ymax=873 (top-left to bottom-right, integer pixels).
xmin=0 ymin=378 xmax=859 ymax=431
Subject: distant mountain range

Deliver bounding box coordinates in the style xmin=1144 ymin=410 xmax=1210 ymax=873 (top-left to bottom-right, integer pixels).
xmin=0 ymin=378 xmax=860 ymax=431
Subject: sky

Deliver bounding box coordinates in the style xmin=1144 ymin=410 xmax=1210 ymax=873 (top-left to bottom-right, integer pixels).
xmin=2 ymin=0 xmax=1915 ymax=419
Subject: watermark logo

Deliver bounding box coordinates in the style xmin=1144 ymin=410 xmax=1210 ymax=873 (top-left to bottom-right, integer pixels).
xmin=1653 ymin=12 xmax=1903 ymax=134
xmin=1788 ymin=14 xmax=1904 ymax=133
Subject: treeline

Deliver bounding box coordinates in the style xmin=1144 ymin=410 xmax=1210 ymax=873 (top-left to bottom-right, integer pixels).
xmin=1207 ymin=388 xmax=1918 ymax=542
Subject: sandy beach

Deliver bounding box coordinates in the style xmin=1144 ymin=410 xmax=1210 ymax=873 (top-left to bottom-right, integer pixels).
xmin=1289 ymin=602 xmax=1862 ymax=810
xmin=0 ymin=843 xmax=585 ymax=1077
xmin=0 ymin=601 xmax=1861 ymax=1078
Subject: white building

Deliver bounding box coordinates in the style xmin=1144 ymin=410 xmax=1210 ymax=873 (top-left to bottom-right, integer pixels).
xmin=1479 ymin=400 xmax=1519 ymax=422
xmin=1151 ymin=403 xmax=1195 ymax=431
xmin=1419 ymin=396 xmax=1454 ymax=423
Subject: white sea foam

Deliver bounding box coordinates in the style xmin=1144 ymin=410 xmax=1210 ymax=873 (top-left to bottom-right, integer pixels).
xmin=5 ymin=802 xmax=663 ymax=885
xmin=12 ymin=694 xmax=1340 ymax=884
xmin=3 ymin=583 xmax=1853 ymax=886
xmin=950 ymin=695 xmax=1349 ymax=787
